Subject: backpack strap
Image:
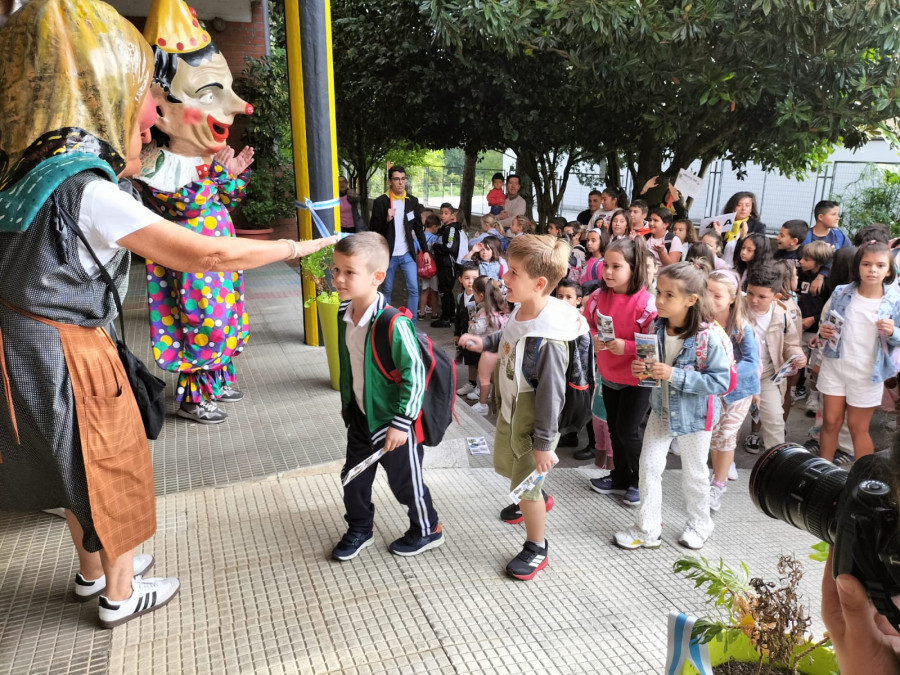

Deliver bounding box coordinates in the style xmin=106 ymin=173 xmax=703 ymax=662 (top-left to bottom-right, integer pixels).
xmin=371 ymin=306 xmax=402 ymax=383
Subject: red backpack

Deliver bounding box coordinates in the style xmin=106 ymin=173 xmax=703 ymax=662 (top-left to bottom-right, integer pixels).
xmin=371 ymin=307 xmax=458 ymax=446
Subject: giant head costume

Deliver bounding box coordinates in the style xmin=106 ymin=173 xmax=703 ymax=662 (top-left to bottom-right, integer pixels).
xmin=143 ymin=0 xmax=252 ymax=160
xmin=0 ymin=0 xmax=153 ymax=191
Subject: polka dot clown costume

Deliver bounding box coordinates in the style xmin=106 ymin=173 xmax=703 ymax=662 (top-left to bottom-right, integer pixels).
xmin=135 ymin=0 xmax=255 ymax=423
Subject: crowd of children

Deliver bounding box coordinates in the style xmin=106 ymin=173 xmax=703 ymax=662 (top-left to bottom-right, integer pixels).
xmin=337 ymin=177 xmax=899 ymax=580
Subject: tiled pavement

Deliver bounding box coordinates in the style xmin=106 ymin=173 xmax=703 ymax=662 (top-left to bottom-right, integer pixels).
xmin=1 ymin=260 xmax=885 ymax=674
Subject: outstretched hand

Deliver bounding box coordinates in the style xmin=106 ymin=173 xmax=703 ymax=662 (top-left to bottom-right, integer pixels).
xmin=214 ymin=146 xmax=255 ymax=177
xmin=641 ymin=175 xmax=659 ymax=195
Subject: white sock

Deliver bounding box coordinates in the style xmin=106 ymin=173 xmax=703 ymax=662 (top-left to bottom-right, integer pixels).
xmin=527 ymin=539 xmax=545 ymax=549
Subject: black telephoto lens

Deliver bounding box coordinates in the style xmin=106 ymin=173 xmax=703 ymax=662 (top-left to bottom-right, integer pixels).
xmin=750 ymin=443 xmax=847 ymax=543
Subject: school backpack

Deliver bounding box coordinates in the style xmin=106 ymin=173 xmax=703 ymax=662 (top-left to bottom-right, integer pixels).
xmin=522 ymin=332 xmax=594 ymax=434
xmin=695 ymin=321 xmax=737 ymax=395
xmin=371 ymin=306 xmax=457 ymax=446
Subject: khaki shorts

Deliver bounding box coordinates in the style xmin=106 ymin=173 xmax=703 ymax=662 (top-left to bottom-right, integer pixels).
xmin=493 ymin=415 xmax=557 ymax=501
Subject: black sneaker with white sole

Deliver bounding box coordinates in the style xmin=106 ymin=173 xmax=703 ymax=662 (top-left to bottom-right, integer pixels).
xmin=499 ymin=491 xmax=554 ymax=524
xmin=98 ymin=576 xmax=180 ymax=629
xmin=74 ymin=554 xmax=155 ymax=602
xmin=177 ymin=399 xmax=227 ymax=424
xmin=506 ymin=539 xmax=549 ymax=580
xmin=217 ymin=387 xmax=244 ymax=402
xmin=331 ymin=531 xmax=374 ymax=561
xmin=389 ymin=524 xmax=445 ymax=556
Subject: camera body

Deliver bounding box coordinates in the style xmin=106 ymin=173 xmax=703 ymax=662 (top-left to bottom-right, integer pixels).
xmin=751 ymin=444 xmax=900 ymax=630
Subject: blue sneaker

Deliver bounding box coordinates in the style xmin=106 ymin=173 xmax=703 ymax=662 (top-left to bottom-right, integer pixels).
xmin=389 ymin=524 xmax=445 ymax=557
xmin=622 ymin=487 xmax=640 ymax=506
xmin=590 ymin=476 xmax=626 ymax=496
xmin=332 ymin=531 xmax=374 ymax=561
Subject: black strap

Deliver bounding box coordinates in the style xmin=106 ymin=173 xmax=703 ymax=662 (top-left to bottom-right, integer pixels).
xmin=51 ymin=192 xmax=129 ymax=349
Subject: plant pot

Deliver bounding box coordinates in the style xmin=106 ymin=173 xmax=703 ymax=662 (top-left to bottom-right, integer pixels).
xmin=676 ymin=631 xmax=837 ymax=675
xmin=317 ymin=299 xmax=341 ymax=391
xmin=235 ymin=227 xmax=275 ymax=240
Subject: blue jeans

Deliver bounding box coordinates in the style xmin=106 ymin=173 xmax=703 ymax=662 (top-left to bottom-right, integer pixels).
xmin=382 ymin=254 xmax=418 ymax=321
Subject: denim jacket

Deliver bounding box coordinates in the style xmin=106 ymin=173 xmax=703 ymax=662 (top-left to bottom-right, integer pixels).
xmin=724 ymin=321 xmax=760 ymax=404
xmin=649 ymin=320 xmax=733 ymax=435
xmin=820 ymin=283 xmax=900 ymax=382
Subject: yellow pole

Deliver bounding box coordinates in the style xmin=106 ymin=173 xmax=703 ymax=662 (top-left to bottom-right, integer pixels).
xmin=284 ymin=0 xmax=318 ymax=345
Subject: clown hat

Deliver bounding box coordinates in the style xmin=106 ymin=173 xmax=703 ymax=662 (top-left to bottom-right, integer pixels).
xmin=143 ymin=0 xmax=211 ymax=54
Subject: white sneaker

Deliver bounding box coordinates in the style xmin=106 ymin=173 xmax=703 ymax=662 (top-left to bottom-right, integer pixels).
xmin=613 ymin=529 xmax=661 ymax=550
xmin=678 ymin=526 xmax=707 ymax=550
xmin=727 ymin=462 xmax=738 ymax=481
xmin=668 ymin=438 xmax=681 ymax=456
xmin=805 ymin=394 xmax=819 ymax=413
xmin=74 ymin=554 xmax=155 ymax=602
xmin=42 ymin=507 xmax=67 ymax=519
xmin=456 ymin=382 xmax=476 ymax=397
xmin=709 ymin=484 xmax=726 ymax=512
xmin=471 ymin=402 xmax=490 ymax=415
xmin=98 ymin=575 xmax=180 ymax=629
xmin=466 ymin=386 xmax=481 ymax=401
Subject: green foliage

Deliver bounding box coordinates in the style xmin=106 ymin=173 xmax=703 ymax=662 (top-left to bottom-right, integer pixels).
xmin=834 ymin=165 xmax=900 ymax=237
xmin=809 ymin=541 xmax=830 ymax=563
xmin=300 ymin=245 xmax=339 ymax=307
xmin=234 ymin=1 xmax=295 ymax=227
xmin=673 ymin=555 xmax=751 ymax=626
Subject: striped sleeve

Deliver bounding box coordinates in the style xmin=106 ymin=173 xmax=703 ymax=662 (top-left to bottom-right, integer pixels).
xmin=389 ymin=316 xmax=426 ymax=432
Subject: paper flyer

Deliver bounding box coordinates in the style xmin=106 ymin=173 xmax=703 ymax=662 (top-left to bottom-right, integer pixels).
xmin=771 ymin=354 xmax=803 ymax=385
xmin=342 ymin=448 xmax=384 ymax=486
xmin=466 ymin=436 xmax=490 ymax=456
xmin=673 ymin=168 xmax=703 ymax=200
xmin=509 ymin=454 xmax=559 ymax=504
xmin=823 ymin=309 xmax=844 ymax=350
xmin=634 ymin=332 xmax=660 ymax=387
xmin=596 ymin=311 xmax=616 ymax=342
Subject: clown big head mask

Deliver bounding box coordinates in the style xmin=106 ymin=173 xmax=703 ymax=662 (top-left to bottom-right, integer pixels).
xmin=144 ymin=0 xmax=253 ymax=159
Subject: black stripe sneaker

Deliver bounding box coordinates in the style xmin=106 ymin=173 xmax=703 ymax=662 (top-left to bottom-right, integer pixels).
xmin=332 ymin=531 xmax=374 ymax=561
xmin=177 ymin=399 xmax=227 ymax=424
xmin=217 ymin=387 xmax=244 ymax=403
xmin=74 ymin=554 xmax=155 ymax=602
xmin=388 ymin=523 xmax=445 ymax=557
xmin=506 ymin=539 xmax=549 ymax=580
xmin=499 ymin=490 xmax=554 ymax=525
xmin=98 ymin=576 xmax=180 ymax=629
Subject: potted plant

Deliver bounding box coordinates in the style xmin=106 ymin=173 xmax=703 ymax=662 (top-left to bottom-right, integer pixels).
xmin=300 ymin=244 xmax=341 ymax=390
xmin=669 ymin=554 xmax=837 ymax=675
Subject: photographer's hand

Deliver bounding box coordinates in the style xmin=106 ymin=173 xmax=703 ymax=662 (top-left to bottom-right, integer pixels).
xmin=822 ymin=549 xmax=900 ymax=675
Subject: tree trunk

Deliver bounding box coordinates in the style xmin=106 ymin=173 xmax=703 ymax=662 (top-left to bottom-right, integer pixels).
xmin=459 ymin=151 xmax=477 ymax=227
xmin=633 ymin=136 xmax=665 ymax=206
xmin=356 ymin=154 xmax=371 ymax=224
xmin=605 ymin=151 xmax=621 ymax=190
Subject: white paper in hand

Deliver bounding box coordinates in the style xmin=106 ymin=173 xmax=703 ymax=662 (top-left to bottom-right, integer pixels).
xmin=700 ymin=212 xmax=737 ymax=233
xmin=342 ymin=448 xmax=384 ymax=486
xmin=673 ymin=168 xmax=703 ymax=199
xmin=508 ymin=453 xmax=559 ymax=504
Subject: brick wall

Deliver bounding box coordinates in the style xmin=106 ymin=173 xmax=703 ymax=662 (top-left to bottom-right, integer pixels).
xmin=125 ymin=0 xmax=267 ymax=78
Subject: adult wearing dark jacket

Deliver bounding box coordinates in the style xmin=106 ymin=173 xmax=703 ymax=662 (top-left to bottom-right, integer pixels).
xmin=369 ymin=165 xmax=429 ymax=318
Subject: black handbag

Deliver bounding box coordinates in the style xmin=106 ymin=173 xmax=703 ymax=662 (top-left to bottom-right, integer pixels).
xmin=55 ymin=195 xmax=167 ymax=440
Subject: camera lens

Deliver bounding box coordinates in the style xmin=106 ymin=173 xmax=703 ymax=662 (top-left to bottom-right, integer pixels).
xmin=750 ymin=443 xmax=847 ymax=544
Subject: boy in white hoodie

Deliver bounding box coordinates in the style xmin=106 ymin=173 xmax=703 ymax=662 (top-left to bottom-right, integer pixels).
xmin=461 ymin=235 xmax=590 ymax=580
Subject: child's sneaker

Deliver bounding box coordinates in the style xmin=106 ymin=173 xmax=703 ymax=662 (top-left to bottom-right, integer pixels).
xmin=466 ymin=386 xmax=481 ymax=401
xmin=456 ymin=382 xmax=476 ymax=397
xmin=805 ymin=393 xmax=819 ymax=415
xmin=589 ymin=476 xmax=626 ymax=496
xmin=727 ymin=462 xmax=739 ymax=481
xmin=470 ymin=402 xmax=490 ymax=415
xmin=98 ymin=576 xmax=180 ymax=629
xmin=74 ymin=554 xmax=155 ymax=602
xmin=709 ymin=484 xmax=726 ymax=512
xmin=613 ymin=529 xmax=661 ymax=550
xmin=217 ymin=387 xmax=244 ymax=402
xmin=331 ymin=531 xmax=374 ymax=561
xmin=389 ymin=524 xmax=445 ymax=557
xmin=177 ymin=399 xmax=227 ymax=424
xmin=744 ymin=433 xmax=760 ymax=454
xmin=506 ymin=539 xmax=549 ymax=580
xmin=791 ymin=385 xmax=807 ymax=400
xmin=678 ymin=526 xmax=707 ymax=550
xmin=499 ymin=491 xmax=554 ymax=524
xmin=622 ymin=487 xmax=640 ymax=506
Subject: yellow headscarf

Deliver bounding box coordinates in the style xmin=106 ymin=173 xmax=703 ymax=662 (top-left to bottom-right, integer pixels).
xmin=0 ymin=0 xmax=153 ymax=190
